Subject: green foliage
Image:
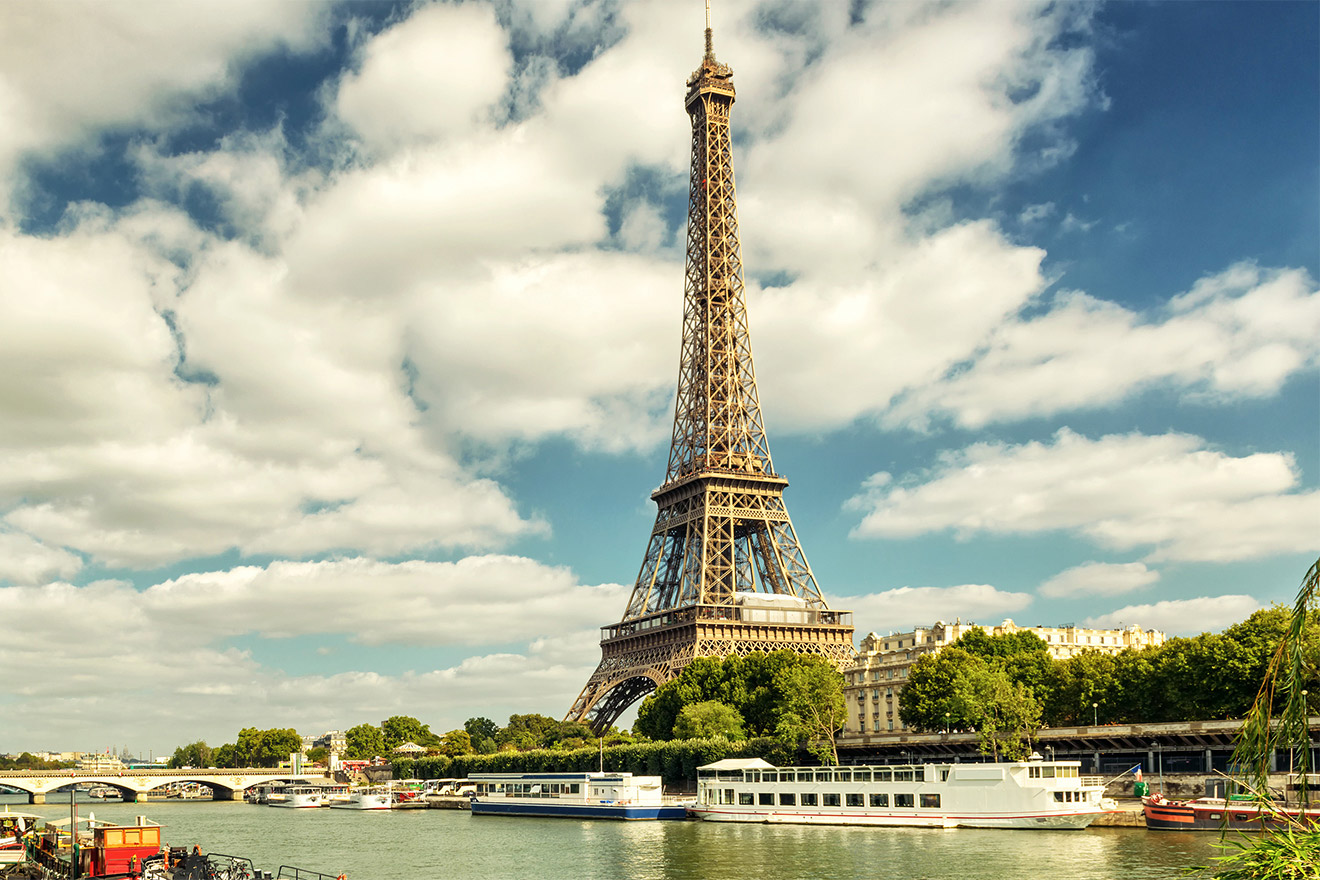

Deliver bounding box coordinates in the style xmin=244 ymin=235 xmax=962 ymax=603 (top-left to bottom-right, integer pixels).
xmin=398 ymin=736 xmax=805 ymax=788
xmin=772 ymin=658 xmax=847 ymax=764
xmin=953 ymin=628 xmax=1049 ymax=659
xmin=0 ymin=753 xmax=70 ymax=771
xmin=212 ymin=744 xmax=236 ymax=768
xmin=306 ymin=747 xmax=329 ymax=765
xmin=634 ymin=651 xmax=845 ymax=743
xmin=1192 ymin=557 xmax=1320 ymax=879
xmin=464 ymin=717 xmax=499 ymax=752
xmin=899 ymin=647 xmax=1040 ymax=759
xmin=439 ymin=730 xmax=472 ymax=757
xmin=673 ymin=701 xmax=745 ymax=740
xmin=167 ymin=741 xmax=213 ymax=769
xmin=343 ymin=723 xmax=388 ymax=760
xmin=381 ymin=715 xmax=440 ymax=749
xmin=1043 ymin=650 xmax=1115 ymax=726
xmin=233 ymin=727 xmax=302 ymax=768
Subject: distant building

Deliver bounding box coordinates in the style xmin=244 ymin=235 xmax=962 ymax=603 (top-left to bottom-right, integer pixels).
xmin=313 ymin=731 xmax=346 ymax=755
xmin=841 ymin=619 xmax=1167 ymax=737
xmin=76 ymin=753 xmax=124 ymax=772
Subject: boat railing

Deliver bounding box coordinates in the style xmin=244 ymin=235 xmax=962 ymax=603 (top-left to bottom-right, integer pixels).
xmin=276 ymin=867 xmax=340 ymax=880
xmin=1081 ymin=776 xmax=1104 ymax=788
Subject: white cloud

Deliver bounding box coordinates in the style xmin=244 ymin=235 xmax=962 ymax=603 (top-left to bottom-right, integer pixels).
xmin=850 ymin=429 xmax=1320 ymax=563
xmin=1038 ymin=561 xmax=1160 ymax=598
xmin=0 ymin=558 xmax=622 ymax=748
xmin=0 ymin=531 xmax=82 ymax=585
xmin=336 ymin=3 xmax=513 ymax=156
xmin=0 ymin=1 xmax=325 ymax=206
xmin=1083 ymin=595 xmax=1264 ymax=637
xmin=843 ymin=583 xmax=1032 ymax=635
xmin=889 ymin=263 xmax=1320 ymax=429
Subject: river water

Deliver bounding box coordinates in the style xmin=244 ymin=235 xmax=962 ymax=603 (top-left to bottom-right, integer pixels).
xmin=2 ymin=793 xmax=1223 ymax=879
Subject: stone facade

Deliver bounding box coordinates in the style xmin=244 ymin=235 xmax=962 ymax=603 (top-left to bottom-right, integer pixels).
xmin=842 ymin=619 xmax=1166 ymax=737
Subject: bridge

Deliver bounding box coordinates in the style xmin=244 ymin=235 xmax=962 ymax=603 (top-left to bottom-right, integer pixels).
xmin=0 ymin=767 xmax=332 ymax=804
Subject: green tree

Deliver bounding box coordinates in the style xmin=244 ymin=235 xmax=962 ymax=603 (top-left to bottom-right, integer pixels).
xmin=898 ymin=648 xmax=985 ymax=732
xmin=672 ymin=701 xmax=745 ymax=740
xmin=344 ymin=723 xmax=388 ymax=760
xmin=964 ymin=664 xmax=1041 ymax=761
xmin=381 ymin=715 xmax=440 ymax=749
xmin=496 ymin=714 xmax=564 ymax=750
xmin=772 ymin=658 xmax=847 ymax=764
xmin=212 ymin=743 xmax=236 ymax=768
xmin=464 ymin=717 xmax=499 ymax=752
xmin=306 ymin=747 xmax=329 ymax=765
xmin=439 ymin=730 xmax=472 ymax=757
xmin=1044 ymin=650 xmax=1116 ymax=727
xmin=167 ymin=741 xmax=213 ymax=769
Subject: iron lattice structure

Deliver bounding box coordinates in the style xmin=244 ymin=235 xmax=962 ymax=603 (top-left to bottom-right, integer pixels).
xmin=566 ymin=18 xmax=855 ymax=733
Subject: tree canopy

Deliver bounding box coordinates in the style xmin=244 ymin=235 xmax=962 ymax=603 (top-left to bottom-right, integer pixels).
xmin=673 ymin=701 xmax=745 ymax=741
xmin=634 ymin=651 xmax=847 ymax=760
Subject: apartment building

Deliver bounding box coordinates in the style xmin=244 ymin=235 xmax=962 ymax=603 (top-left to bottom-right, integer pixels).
xmin=842 ymin=618 xmax=1166 ymax=737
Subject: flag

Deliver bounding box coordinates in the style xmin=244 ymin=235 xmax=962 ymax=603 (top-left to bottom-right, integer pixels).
xmin=1135 ymin=767 xmax=1143 ymax=782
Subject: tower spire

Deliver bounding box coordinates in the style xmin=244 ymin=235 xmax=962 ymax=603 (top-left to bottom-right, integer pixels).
xmin=704 ymin=0 xmax=714 ymax=62
xmin=565 ymin=3 xmax=854 ymax=734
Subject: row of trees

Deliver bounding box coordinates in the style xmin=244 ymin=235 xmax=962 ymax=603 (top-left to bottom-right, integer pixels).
xmin=633 ymin=651 xmax=846 ymax=762
xmin=898 ymin=606 xmax=1320 ymax=759
xmin=167 ymin=727 xmax=303 ymax=769
xmin=0 ymin=752 xmax=70 ymax=770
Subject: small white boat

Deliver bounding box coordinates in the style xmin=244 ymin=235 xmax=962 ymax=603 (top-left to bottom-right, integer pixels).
xmin=331 ymin=785 xmax=394 ymax=810
xmin=470 ymin=772 xmax=691 ymax=820
xmin=689 ymin=757 xmax=1115 ymax=829
xmin=268 ymin=784 xmax=327 ymax=808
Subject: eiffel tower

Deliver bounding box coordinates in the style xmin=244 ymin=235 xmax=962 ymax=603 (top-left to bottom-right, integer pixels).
xmin=565 ymin=6 xmax=855 ymax=733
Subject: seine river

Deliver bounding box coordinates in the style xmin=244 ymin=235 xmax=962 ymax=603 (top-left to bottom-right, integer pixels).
xmin=2 ymin=793 xmax=1223 ymax=879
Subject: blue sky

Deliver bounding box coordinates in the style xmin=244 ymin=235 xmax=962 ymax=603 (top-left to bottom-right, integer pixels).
xmin=0 ymin=0 xmax=1315 ymax=755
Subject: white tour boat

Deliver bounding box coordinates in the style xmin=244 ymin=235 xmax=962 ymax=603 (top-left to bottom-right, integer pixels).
xmin=690 ymin=757 xmax=1115 ymax=829
xmin=267 ymin=784 xmax=329 ymax=808
xmin=469 ymin=772 xmax=690 ymax=820
xmin=331 ymin=785 xmax=395 ymax=810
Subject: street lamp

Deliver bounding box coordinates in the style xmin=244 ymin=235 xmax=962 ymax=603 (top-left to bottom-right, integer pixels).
xmin=1092 ymin=702 xmax=1098 ymax=727
xmin=944 ymin=712 xmax=950 ymax=735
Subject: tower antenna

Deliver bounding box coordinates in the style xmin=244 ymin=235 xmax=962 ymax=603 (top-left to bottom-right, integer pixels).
xmin=704 ymin=0 xmax=714 ymax=61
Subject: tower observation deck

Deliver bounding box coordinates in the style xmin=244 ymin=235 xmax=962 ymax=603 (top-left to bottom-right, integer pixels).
xmin=565 ymin=7 xmax=855 ymax=733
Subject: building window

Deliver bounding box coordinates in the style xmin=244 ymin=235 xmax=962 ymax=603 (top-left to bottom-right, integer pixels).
xmin=887 ymin=721 xmax=894 ymax=731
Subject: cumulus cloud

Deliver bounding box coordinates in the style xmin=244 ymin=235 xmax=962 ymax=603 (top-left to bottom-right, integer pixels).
xmin=888 ymin=263 xmax=1320 ymax=429
xmin=849 ymin=429 xmax=1320 ymax=563
xmin=842 ymin=583 xmax=1033 ymax=635
xmin=1084 ymin=595 xmax=1264 ymax=637
xmin=0 ymin=531 xmax=82 ymax=585
xmin=1038 ymin=561 xmax=1160 ymax=598
xmin=0 ymin=558 xmax=622 ymax=747
xmin=0 ymin=1 xmax=325 ymax=206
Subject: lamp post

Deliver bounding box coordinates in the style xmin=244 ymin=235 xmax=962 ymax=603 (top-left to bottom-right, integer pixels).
xmin=1092 ymin=702 xmax=1098 ymax=727
xmin=944 ymin=712 xmax=950 ymax=735
xmin=1151 ymin=741 xmax=1164 ymax=794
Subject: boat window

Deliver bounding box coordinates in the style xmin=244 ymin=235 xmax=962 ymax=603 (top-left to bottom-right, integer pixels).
xmin=570 ymin=784 xmax=580 ymax=794
xmin=834 ymin=771 xmax=851 ymax=783
xmin=780 ymin=772 xmax=796 ymax=783
xmin=920 ymin=794 xmax=940 ymax=808
xmin=894 ymin=794 xmax=915 ymax=808
xmin=759 ymin=793 xmax=774 ymax=806
xmin=1209 ymin=813 xmax=1222 ymax=820
xmin=940 ymin=769 xmax=950 ymax=782
xmin=823 ymin=793 xmax=841 ymax=807
xmin=738 ymin=793 xmax=754 ymax=806
xmin=870 ymin=793 xmax=889 ymax=807
xmin=846 ymin=794 xmax=863 ymax=807
xmin=801 ymin=793 xmax=818 ymax=806
xmin=893 ymin=770 xmax=913 ymax=782
xmin=815 ymin=770 xmax=831 ymax=782
xmin=720 ymin=789 xmax=735 ymax=805
xmin=873 ymin=770 xmax=892 ymax=782
xmin=1041 ymin=766 xmax=1055 ymax=778
xmin=717 ymin=771 xmax=742 ymax=782
xmin=779 ymin=793 xmax=796 ymax=806
xmin=1234 ymin=814 xmax=1249 ymax=821
xmin=855 ymin=770 xmax=872 ymax=783
xmin=1053 ymin=792 xmax=1064 ymax=802
xmin=796 ymin=771 xmax=812 ymax=783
